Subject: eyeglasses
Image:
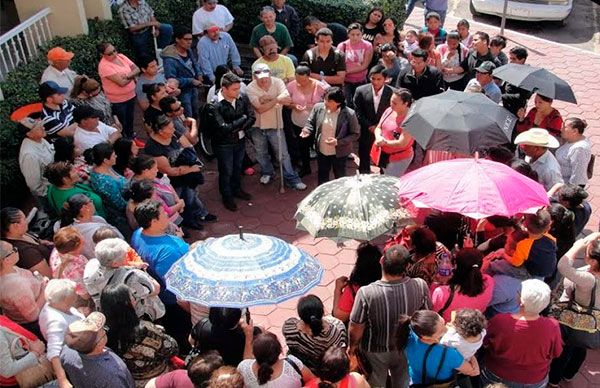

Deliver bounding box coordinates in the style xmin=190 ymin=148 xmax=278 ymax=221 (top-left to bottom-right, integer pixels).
xmin=1 ymin=247 xmax=18 ymax=260
xmin=170 ymin=103 xmax=183 ymax=112
xmin=253 ymin=69 xmax=270 ymax=74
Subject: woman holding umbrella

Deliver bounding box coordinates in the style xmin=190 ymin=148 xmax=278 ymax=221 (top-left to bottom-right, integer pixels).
xmin=373 ymin=88 xmax=415 ymax=177
xmin=515 ymin=94 xmax=563 ymax=138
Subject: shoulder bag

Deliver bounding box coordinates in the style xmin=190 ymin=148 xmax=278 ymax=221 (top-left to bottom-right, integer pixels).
xmin=551 ymin=278 xmax=600 ymax=334
xmin=437 ymin=286 xmax=456 ymax=317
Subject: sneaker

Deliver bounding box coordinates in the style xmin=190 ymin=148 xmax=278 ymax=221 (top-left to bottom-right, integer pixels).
xmin=260 ymin=175 xmax=272 ymax=185
xmin=200 ymin=213 xmax=218 ymax=222
xmin=223 ymin=199 xmax=237 ymax=212
xmin=292 ymin=182 xmax=307 ymax=191
xmin=244 ymin=167 xmax=255 ymax=176
xmin=234 ymin=190 xmax=252 ymax=200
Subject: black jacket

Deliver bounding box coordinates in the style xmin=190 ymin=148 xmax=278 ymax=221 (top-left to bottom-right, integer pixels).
xmin=203 ymin=95 xmax=255 ymax=146
xmin=353 ymin=84 xmax=394 ymax=134
xmin=399 ymin=66 xmax=444 ymax=100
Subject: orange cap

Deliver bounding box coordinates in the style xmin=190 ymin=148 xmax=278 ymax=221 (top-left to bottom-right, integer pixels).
xmin=47 ymin=47 xmax=74 ymax=61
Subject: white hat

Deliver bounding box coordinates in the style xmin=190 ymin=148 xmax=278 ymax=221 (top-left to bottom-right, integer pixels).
xmin=252 ymin=63 xmax=271 ymax=79
xmin=514 ymin=127 xmax=559 ymax=148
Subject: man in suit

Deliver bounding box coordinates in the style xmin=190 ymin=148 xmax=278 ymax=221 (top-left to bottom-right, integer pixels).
xmin=353 ymin=65 xmax=394 ymax=174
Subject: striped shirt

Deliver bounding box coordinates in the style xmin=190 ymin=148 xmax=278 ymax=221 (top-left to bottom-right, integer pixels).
xmin=282 ymin=316 xmax=347 ymax=372
xmin=350 ymin=278 xmax=431 ymax=353
xmin=41 ymin=100 xmax=74 ymax=141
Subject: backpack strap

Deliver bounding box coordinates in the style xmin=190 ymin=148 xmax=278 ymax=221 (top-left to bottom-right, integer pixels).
xmin=433 ymin=346 xmax=448 ymax=383
xmin=421 ymin=343 xmax=436 ymax=384
xmin=437 ymin=286 xmax=456 ymax=316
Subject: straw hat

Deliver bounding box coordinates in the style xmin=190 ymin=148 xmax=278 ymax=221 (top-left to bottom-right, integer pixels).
xmin=514 ymin=127 xmax=559 ymax=148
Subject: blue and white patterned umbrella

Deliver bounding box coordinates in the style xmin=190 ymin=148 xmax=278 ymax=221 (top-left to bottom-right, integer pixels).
xmin=165 ymin=232 xmax=323 ymax=308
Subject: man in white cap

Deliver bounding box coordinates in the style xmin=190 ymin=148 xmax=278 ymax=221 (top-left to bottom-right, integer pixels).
xmin=514 ymin=127 xmax=563 ymax=191
xmin=246 ymin=63 xmax=306 ymax=190
xmin=40 ymin=47 xmax=78 ymax=95
xmin=60 ymin=312 xmax=135 ymax=388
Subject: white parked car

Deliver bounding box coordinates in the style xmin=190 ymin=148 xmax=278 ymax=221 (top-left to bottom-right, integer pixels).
xmin=470 ymin=0 xmax=572 ymax=24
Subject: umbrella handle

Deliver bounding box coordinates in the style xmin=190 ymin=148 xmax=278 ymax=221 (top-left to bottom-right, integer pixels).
xmin=238 ymin=225 xmax=244 ymax=241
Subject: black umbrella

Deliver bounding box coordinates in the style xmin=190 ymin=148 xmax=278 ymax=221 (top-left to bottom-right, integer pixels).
xmin=492 ymin=63 xmax=577 ymax=104
xmin=402 ymin=90 xmax=516 ymax=154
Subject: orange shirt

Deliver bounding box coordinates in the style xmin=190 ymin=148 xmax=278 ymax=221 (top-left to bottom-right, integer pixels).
xmin=98 ymin=54 xmax=136 ymax=103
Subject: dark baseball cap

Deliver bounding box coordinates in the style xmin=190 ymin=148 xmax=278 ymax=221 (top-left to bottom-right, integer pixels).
xmin=39 ymin=81 xmax=69 ymax=100
xmin=73 ymin=105 xmax=102 ymax=123
xmin=475 ymin=61 xmax=496 ymax=74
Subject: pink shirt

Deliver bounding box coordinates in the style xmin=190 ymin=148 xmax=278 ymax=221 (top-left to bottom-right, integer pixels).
xmin=49 ymin=250 xmax=88 ymax=295
xmin=287 ymin=80 xmax=328 ymax=127
xmin=0 ymin=267 xmax=45 ymax=323
xmin=376 ymin=107 xmax=413 ymax=162
xmin=431 ymin=274 xmax=495 ymax=321
xmin=337 ymin=39 xmax=372 ymax=83
xmin=98 ymin=54 xmax=136 ymax=103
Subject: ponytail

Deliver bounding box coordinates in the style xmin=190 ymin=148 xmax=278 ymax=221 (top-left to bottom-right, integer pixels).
xmin=309 ymin=315 xmax=324 ymax=336
xmin=298 ymin=294 xmax=325 ymax=336
xmin=257 ymin=362 xmax=274 ymax=385
xmin=396 ymin=311 xmax=442 ymax=350
xmin=450 ymin=248 xmax=484 ymax=297
xmin=60 ymin=194 xmax=89 ymax=227
xmin=395 ymin=314 xmax=412 ymax=350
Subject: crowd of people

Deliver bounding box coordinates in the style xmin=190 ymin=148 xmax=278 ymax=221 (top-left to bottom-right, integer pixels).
xmin=1 ymin=0 xmax=597 ymax=387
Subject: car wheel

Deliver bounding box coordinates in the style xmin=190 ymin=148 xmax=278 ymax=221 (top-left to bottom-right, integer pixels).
xmin=556 ymin=17 xmax=568 ymax=27
xmin=469 ymin=0 xmax=481 ymax=16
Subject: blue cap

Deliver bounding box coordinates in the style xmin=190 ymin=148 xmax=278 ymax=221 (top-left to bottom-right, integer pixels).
xmin=39 ymin=81 xmax=69 ymax=101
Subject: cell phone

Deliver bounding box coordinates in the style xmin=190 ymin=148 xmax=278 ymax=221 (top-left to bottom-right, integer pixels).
xmin=245 ymin=309 xmax=251 ymax=324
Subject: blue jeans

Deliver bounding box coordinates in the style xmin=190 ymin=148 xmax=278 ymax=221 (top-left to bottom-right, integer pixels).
xmin=130 ymin=23 xmax=173 ymax=58
xmin=179 ymin=87 xmax=199 ymax=119
xmin=111 ymin=97 xmax=136 ymax=138
xmin=481 ymin=366 xmax=549 ymax=388
xmin=175 ymin=185 xmax=208 ymax=224
xmin=214 ymin=140 xmax=246 ymax=201
xmin=250 ymin=128 xmax=302 ymax=186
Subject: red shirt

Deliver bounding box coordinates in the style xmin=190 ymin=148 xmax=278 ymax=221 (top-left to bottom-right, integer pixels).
xmin=515 ymin=107 xmax=563 ymax=138
xmin=484 ymin=313 xmax=563 ymax=384
xmin=338 ymin=284 xmax=361 ymax=313
xmin=154 ymin=370 xmax=194 ymax=388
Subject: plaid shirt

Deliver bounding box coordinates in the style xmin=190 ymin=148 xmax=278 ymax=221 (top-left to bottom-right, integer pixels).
xmin=118 ymin=0 xmax=154 ymax=31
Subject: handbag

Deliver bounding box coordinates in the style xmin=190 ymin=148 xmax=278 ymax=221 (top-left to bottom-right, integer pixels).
xmin=551 ymin=279 xmax=600 ymax=334
xmin=3 ymin=326 xmax=55 ymax=388
xmin=410 ymin=344 xmax=456 ymax=388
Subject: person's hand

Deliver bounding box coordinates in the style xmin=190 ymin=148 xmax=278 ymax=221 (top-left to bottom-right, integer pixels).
xmin=335 ymin=276 xmax=348 ymax=291
xmin=299 ymin=129 xmax=311 ymax=138
xmin=447 ymin=50 xmax=456 ymax=59
xmin=368 ymin=125 xmax=376 ymax=133
xmin=188 ymin=165 xmax=202 ymax=173
xmin=28 ymin=339 xmax=45 ymax=356
xmin=240 ymin=318 xmax=254 ymax=338
xmin=184 ymin=117 xmax=196 ymax=127
xmin=581 ymin=232 xmax=600 ymax=247
xmin=58 ymin=378 xmax=73 ymax=388
xmin=233 ymin=66 xmax=244 ymax=76
xmin=278 ymin=96 xmax=292 ymax=105
xmin=153 ymin=28 xmax=160 ymax=37
xmin=517 ymin=107 xmax=526 ymax=120
xmin=374 ymin=136 xmax=386 ymax=146
xmin=385 ymin=51 xmax=396 ymax=61
xmin=259 ymin=95 xmax=274 ymax=104
xmin=325 ymin=137 xmax=338 ymax=146
xmin=192 ymin=79 xmax=203 ymax=87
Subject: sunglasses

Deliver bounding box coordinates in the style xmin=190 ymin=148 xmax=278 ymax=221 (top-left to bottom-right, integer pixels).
xmin=1 ymin=246 xmax=18 ymax=260
xmin=170 ymin=103 xmax=183 ymax=112
xmin=254 ymin=69 xmax=270 ymax=74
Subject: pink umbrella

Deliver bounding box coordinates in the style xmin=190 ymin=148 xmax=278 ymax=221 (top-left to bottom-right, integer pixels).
xmin=396 ymin=158 xmax=549 ymax=219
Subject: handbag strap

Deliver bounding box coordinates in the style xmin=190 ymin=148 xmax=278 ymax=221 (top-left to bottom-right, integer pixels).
xmin=437 ymin=286 xmax=456 ymax=316
xmin=284 ymin=357 xmax=304 ymax=384
xmin=421 ymin=344 xmax=435 ymax=384
xmin=420 ymin=343 xmax=448 ymax=385
xmin=568 ymin=277 xmax=598 ymax=314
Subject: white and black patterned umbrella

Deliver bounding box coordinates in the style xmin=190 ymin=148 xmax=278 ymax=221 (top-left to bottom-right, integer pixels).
xmin=295 ymin=173 xmax=415 ymax=241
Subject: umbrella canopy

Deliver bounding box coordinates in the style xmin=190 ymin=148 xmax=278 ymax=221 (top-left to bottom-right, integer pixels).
xmin=295 ymin=174 xmax=414 ymax=241
xmin=165 ymin=232 xmax=323 ymax=308
xmin=492 ymin=63 xmax=577 ymax=104
xmin=402 ymin=90 xmax=516 ymax=154
xmin=396 ymin=157 xmax=549 ymax=219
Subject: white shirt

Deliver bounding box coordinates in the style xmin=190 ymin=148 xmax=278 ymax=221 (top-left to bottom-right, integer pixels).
xmin=39 ymin=304 xmax=84 ymax=360
xmin=440 ymin=326 xmax=486 ymax=359
xmin=246 ymin=77 xmax=289 ymax=130
xmin=73 ymin=121 xmax=119 ymax=152
xmin=320 ymin=109 xmax=339 ymax=156
xmin=19 ymin=137 xmax=55 ymax=197
xmin=527 ymin=150 xmax=564 ymax=191
xmin=192 ymin=5 xmax=234 ymax=35
xmin=71 ymin=216 xmax=123 ymax=259
xmin=40 ymin=66 xmax=77 ymax=95
xmin=555 ymin=138 xmax=592 ymax=186
xmin=372 ymin=85 xmax=383 ymax=113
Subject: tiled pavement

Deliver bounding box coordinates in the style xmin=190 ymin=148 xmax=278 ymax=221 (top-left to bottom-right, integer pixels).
xmin=184 ymin=8 xmax=600 ymax=387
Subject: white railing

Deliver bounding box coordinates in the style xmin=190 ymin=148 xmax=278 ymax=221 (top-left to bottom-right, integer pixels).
xmin=0 ymin=7 xmax=52 ymax=99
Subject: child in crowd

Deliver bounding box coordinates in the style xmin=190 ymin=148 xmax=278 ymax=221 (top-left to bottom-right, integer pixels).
xmin=457 ymin=19 xmax=473 ymax=48
xmin=403 ymin=29 xmax=419 ymax=55
xmin=50 ymin=226 xmax=89 ymax=297
xmin=490 ymin=35 xmax=508 ymax=66
xmin=482 ymin=229 xmax=529 ymax=274
xmin=421 ymin=11 xmax=447 ymax=46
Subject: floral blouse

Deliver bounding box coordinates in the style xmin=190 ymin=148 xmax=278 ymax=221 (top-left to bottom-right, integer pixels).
xmin=90 ymin=170 xmax=127 ymax=212
xmin=49 ymin=250 xmax=88 ymax=296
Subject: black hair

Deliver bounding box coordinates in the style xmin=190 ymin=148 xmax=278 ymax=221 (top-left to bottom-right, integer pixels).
xmin=317 ymin=347 xmax=351 ymax=387
xmin=296 ymin=62 xmax=311 ymax=76
xmin=125 ymin=179 xmax=154 ymax=203
xmin=548 ymin=203 xmax=576 ymax=259
xmin=474 ymin=31 xmax=490 ymax=44
xmin=368 ymin=64 xmax=386 ymax=77
xmin=44 ymin=161 xmax=73 ymax=186
xmin=53 ymin=136 xmax=76 ymax=163
xmin=411 ymin=48 xmax=429 ymax=61
xmin=72 ymin=105 xmax=100 ymax=124
xmin=100 ymin=283 xmax=139 ymax=355
xmin=449 ymin=248 xmax=484 ymax=297
xmin=187 ymin=351 xmax=224 ymax=388
xmin=565 ymin=117 xmax=588 ymax=134
xmin=159 ymin=95 xmax=178 ymax=113
xmin=537 ymin=94 xmax=553 ymax=103
xmin=396 ymin=310 xmax=441 ymax=349
xmin=297 ymin=294 xmax=324 ymax=336
xmin=486 ymin=215 xmax=516 ymax=229
xmin=92 ymin=227 xmax=121 ymax=244
xmin=411 ymin=227 xmax=437 ymax=257
xmin=447 ymin=30 xmax=460 ymax=41
xmin=418 ymin=33 xmax=434 ymax=50
xmin=510 ymin=158 xmax=539 ymax=181
xmin=315 ymin=27 xmax=333 ymax=39
xmin=558 ymin=184 xmax=589 ymax=208
xmin=324 ymin=87 xmax=345 ymax=108
xmin=348 ymin=242 xmax=382 ymax=286
xmin=174 ymin=26 xmax=193 ymax=40
xmin=393 ymin=88 xmax=413 ymax=107
xmin=151 ymin=115 xmax=172 ymax=133
xmin=588 ymin=240 xmax=600 ymax=270
xmin=347 ymin=22 xmax=363 ymax=33
xmin=509 ymin=46 xmax=528 ymax=60
xmin=457 ymin=19 xmax=470 ymax=29
xmin=524 ymin=207 xmax=552 ymax=235
xmin=481 ymin=145 xmax=514 ymax=165
xmin=138 ymin=55 xmax=157 ymax=70
xmin=221 ymin=72 xmax=242 ymax=89
xmin=382 ymin=244 xmax=411 ymax=276
xmin=452 ymin=309 xmax=487 ymax=338
xmin=208 ymin=307 xmax=242 ymax=330
xmin=0 ymin=207 xmax=23 ymax=238
xmin=490 ymin=35 xmax=507 ymax=49
xmin=96 ymin=42 xmax=113 ymax=56
xmin=212 ymin=65 xmax=231 ymax=92
xmin=364 ymin=6 xmax=385 ymax=29
xmin=113 ymin=137 xmax=135 ymax=176
xmin=303 ymin=15 xmax=320 ymax=27
xmin=142 ymin=82 xmax=166 ymax=104
xmin=253 ymin=332 xmax=282 ymax=385
xmin=60 ymin=193 xmax=91 ymax=227
xmin=130 ymin=154 xmax=157 ymax=176
xmin=84 ymin=142 xmax=114 ymax=167
xmin=133 ymin=199 xmax=162 ymax=229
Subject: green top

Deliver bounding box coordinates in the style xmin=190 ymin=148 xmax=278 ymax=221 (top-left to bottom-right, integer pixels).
xmin=249 ymin=22 xmax=294 ymax=50
xmin=47 ymin=183 xmax=106 ymax=218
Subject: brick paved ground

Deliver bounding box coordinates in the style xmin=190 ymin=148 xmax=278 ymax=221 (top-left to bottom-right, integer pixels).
xmin=184 ymin=8 xmax=599 ymax=387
